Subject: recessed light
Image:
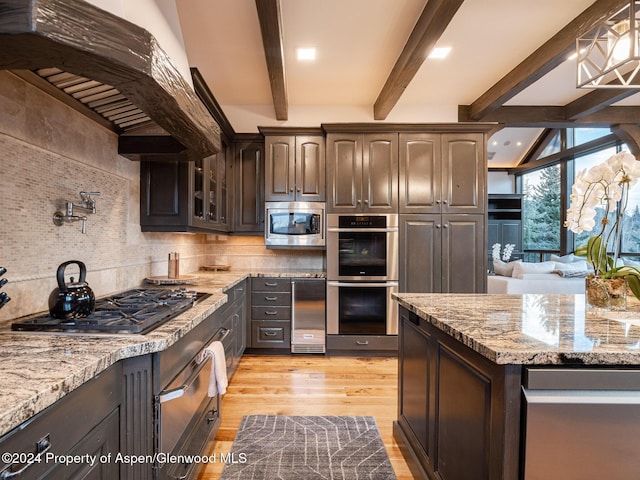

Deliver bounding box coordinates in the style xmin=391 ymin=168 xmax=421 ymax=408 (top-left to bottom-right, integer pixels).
xmin=428 ymin=47 xmax=451 ymax=59
xmin=296 ymin=47 xmax=316 ymax=61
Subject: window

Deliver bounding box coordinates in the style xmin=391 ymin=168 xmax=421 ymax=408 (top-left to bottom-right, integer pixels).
xmin=572 ymin=146 xmax=618 ymax=251
xmin=517 ymin=128 xmax=640 ymax=259
xmin=521 ymin=165 xmax=561 ymax=253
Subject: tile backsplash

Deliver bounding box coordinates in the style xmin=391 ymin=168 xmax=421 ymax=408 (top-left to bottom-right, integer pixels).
xmin=0 ymin=71 xmax=322 ymax=321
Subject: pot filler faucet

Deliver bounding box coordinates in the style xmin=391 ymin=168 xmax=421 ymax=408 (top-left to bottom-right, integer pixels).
xmin=53 ymin=191 xmax=100 ymax=234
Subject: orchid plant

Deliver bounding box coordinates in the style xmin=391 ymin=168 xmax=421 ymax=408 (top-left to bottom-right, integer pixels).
xmin=565 ymin=150 xmax=640 ymax=300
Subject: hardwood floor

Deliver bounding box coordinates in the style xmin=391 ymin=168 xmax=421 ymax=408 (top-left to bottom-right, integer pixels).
xmin=197 ymin=354 xmax=416 ymax=479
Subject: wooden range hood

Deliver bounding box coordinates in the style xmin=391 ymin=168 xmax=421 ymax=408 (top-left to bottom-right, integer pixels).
xmin=0 ymin=0 xmax=220 ymax=160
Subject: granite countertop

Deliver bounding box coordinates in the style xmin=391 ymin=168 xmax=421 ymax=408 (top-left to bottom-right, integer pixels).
xmin=395 ymin=293 xmax=640 ymax=366
xmin=0 ymin=270 xmax=324 ymax=438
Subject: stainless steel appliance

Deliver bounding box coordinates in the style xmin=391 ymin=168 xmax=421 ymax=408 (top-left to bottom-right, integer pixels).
xmin=11 ymin=288 xmax=210 ymax=334
xmin=265 ymin=201 xmax=325 ymax=248
xmin=522 ymin=368 xmax=640 ymax=479
xmin=327 ymin=214 xmax=399 ymax=336
xmin=291 ymin=278 xmax=326 ymax=353
xmin=155 ymin=327 xmax=229 ymax=480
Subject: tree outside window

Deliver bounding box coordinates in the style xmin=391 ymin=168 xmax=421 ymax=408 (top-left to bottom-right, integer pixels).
xmin=522 ymin=165 xmax=561 ymax=254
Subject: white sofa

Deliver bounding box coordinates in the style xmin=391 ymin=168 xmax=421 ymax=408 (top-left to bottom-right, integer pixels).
xmin=487 ymin=257 xmax=588 ymax=294
xmin=487 ymin=273 xmax=585 ymax=294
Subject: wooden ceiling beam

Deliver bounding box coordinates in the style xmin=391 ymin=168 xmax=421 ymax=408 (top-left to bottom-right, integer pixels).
xmin=565 ymin=88 xmax=640 ymax=120
xmin=373 ymin=0 xmax=464 ymax=120
xmin=459 ymin=105 xmax=640 ymax=127
xmin=466 ymin=0 xmax=631 ymax=121
xmin=255 ymin=0 xmax=288 ymax=121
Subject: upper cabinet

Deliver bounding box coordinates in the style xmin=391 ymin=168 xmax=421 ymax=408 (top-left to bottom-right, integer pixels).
xmin=263 ymin=131 xmax=325 ymax=202
xmin=326 ymin=132 xmax=398 ymax=213
xmin=139 ymin=144 xmax=229 ymax=234
xmin=399 ymin=132 xmax=485 ymax=214
xmin=232 ymin=136 xmax=265 ymax=233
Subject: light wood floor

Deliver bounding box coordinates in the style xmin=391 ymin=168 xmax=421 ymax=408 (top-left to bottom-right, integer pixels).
xmin=197 ymin=354 xmax=416 ymax=479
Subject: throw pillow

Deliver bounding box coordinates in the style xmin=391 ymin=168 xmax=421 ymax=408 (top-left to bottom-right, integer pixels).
xmin=493 ymin=259 xmax=522 ymax=277
xmin=550 ymin=253 xmax=580 ymax=263
xmin=511 ymin=261 xmax=556 ymax=279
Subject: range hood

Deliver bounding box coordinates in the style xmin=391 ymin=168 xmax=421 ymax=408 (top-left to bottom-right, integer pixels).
xmin=0 ymin=0 xmax=220 ymax=159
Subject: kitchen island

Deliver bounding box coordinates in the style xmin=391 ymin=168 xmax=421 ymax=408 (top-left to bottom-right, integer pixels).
xmin=394 ymin=293 xmax=640 ymax=480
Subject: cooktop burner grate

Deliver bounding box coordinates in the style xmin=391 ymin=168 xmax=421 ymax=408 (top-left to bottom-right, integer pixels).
xmin=11 ymin=288 xmax=210 ymax=335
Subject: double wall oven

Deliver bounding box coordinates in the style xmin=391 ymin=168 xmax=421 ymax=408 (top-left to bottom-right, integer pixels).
xmin=327 ymin=214 xmax=398 ymax=337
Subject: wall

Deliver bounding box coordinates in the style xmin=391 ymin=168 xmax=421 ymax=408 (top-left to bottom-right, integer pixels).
xmin=0 ymin=71 xmax=323 ymax=322
xmin=488 ymin=171 xmax=515 ymax=193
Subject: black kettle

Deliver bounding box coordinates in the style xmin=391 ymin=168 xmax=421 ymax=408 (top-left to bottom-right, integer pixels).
xmin=48 ymin=260 xmax=95 ymax=319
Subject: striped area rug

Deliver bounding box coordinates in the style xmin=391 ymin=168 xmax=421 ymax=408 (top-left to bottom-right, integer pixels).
xmin=219 ymin=415 xmax=397 ymax=480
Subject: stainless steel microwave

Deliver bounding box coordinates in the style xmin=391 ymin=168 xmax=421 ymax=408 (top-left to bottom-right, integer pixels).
xmin=265 ymin=202 xmax=325 ymax=249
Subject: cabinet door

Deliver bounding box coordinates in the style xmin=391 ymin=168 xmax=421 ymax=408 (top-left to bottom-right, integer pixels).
xmin=441 ymin=133 xmax=486 ymax=214
xmin=233 ymin=140 xmax=265 ymax=232
xmin=190 ymin=157 xmax=209 ymax=228
xmin=363 ymin=133 xmax=398 ymax=212
xmin=399 ymin=214 xmax=441 ymax=293
xmin=265 ymin=136 xmax=295 ymax=202
xmin=209 ymin=142 xmax=229 ymax=229
xmin=296 ymin=135 xmax=325 ymax=202
xmin=140 ymin=160 xmax=189 ymax=230
xmin=326 ymin=133 xmax=362 ymax=213
xmin=399 ymin=311 xmax=431 ymax=458
xmin=399 ymin=133 xmax=441 ymax=214
xmin=441 ymin=214 xmax=485 ymax=293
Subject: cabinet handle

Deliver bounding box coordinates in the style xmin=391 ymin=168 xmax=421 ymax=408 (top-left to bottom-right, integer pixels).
xmin=0 ymin=435 xmax=51 ymax=479
xmin=356 ymin=340 xmax=369 ymax=345
xmin=265 ymin=311 xmax=278 ymax=315
xmin=264 ymin=282 xmax=278 ymax=287
xmin=264 ymin=331 xmax=278 ymax=336
xmin=265 ymin=296 xmax=278 ymax=301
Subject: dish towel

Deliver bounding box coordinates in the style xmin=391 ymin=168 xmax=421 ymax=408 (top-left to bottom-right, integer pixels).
xmin=199 ymin=340 xmax=228 ymax=396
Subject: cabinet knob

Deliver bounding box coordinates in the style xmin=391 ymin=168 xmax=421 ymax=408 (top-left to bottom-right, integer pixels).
xmin=443 ymin=200 xmax=448 ymax=204
xmin=364 ymin=199 xmax=369 ymax=205
xmin=443 ymin=224 xmax=449 ymax=229
xmin=297 ymin=187 xmax=301 ymax=192
xmin=436 ymin=224 xmax=441 ymax=229
xmin=290 ymin=187 xmax=294 ymax=192
xmin=436 ymin=200 xmax=441 ymax=204
xmin=357 ymin=199 xmax=361 ymax=204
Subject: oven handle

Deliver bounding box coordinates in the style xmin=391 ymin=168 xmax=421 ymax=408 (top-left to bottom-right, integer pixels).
xmin=327 ymin=227 xmax=398 ymax=233
xmin=327 ymin=281 xmax=398 ymax=288
xmin=158 ymin=328 xmax=230 ymax=404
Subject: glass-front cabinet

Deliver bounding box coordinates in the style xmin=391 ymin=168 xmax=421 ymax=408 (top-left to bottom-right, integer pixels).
xmin=191 ymin=145 xmax=228 ymax=230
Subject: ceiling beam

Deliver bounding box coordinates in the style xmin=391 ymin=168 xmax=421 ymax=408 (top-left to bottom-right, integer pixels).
xmin=466 ymin=0 xmax=631 ymax=121
xmin=373 ymin=0 xmax=464 ymax=120
xmin=564 ymin=88 xmax=640 ymax=120
xmin=459 ymin=105 xmax=640 ymax=127
xmin=255 ymin=0 xmax=288 ymax=121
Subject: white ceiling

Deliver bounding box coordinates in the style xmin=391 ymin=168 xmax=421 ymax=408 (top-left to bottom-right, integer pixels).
xmin=175 ymin=0 xmax=638 ymax=168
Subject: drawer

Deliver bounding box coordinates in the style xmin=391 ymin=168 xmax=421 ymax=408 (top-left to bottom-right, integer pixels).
xmin=251 ymin=291 xmax=291 ymax=306
xmin=251 ymin=306 xmax=290 ymax=320
xmin=251 ymin=320 xmax=291 ymax=349
xmin=251 ymin=277 xmax=291 ymax=292
xmin=326 ymin=334 xmax=397 ymax=351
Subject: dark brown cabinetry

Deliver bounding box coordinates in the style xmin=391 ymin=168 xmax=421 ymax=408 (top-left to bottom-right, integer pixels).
xmin=262 ymin=129 xmax=325 ymax=202
xmin=232 ymin=136 xmax=265 ymax=233
xmin=139 ymin=145 xmax=229 ymax=233
xmin=399 ymin=132 xmax=485 ymax=215
xmin=396 ymin=306 xmax=521 ymax=480
xmin=248 ymin=277 xmax=291 ymax=350
xmin=326 ymin=131 xmax=398 ymax=213
xmin=399 ymin=214 xmax=485 ymax=293
xmin=398 ymin=130 xmax=487 ymax=293
xmin=0 ymin=364 xmax=121 ymax=480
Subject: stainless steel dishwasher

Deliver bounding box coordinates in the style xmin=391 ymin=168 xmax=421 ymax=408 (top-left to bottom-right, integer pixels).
xmin=522 ymin=368 xmax=640 ymax=480
xmin=291 ymin=278 xmax=326 ymax=353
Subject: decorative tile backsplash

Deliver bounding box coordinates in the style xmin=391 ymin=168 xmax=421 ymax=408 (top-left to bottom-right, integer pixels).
xmin=0 ymin=71 xmax=323 ymax=321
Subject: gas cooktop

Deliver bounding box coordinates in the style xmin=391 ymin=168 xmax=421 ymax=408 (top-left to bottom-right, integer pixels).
xmin=11 ymin=288 xmax=211 ymax=335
